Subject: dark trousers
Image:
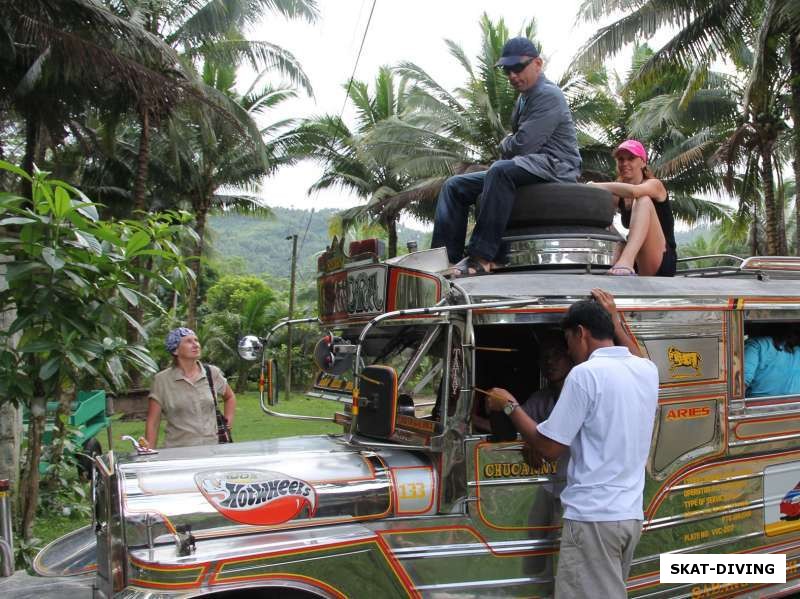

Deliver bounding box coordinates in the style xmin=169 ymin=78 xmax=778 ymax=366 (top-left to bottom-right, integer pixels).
xmin=431 ymin=160 xmax=545 ymax=263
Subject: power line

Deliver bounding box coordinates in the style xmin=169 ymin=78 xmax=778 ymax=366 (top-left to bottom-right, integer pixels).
xmin=297 ymin=0 xmax=379 ymax=267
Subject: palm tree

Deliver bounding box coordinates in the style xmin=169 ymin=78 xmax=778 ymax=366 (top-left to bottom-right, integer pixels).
xmin=117 ymin=0 xmax=317 ymax=212
xmin=572 ymin=0 xmax=798 ymax=255
xmin=563 ymin=46 xmax=733 ymax=225
xmin=163 ymin=60 xmax=299 ymax=327
xmin=285 ymin=67 xmax=412 ymax=257
xmin=361 ymin=14 xmax=537 ymax=224
xmin=0 ymin=0 xmax=187 ymax=198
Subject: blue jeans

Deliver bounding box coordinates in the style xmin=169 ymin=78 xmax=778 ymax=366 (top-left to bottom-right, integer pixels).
xmin=431 ymin=160 xmax=545 ymax=263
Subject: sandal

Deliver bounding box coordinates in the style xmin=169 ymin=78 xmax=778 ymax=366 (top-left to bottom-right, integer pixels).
xmin=445 ymin=257 xmax=492 ymax=279
xmin=607 ymin=265 xmax=637 ymax=276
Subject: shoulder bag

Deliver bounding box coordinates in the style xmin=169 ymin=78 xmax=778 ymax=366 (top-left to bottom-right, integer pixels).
xmin=203 ymin=363 xmax=233 ymax=443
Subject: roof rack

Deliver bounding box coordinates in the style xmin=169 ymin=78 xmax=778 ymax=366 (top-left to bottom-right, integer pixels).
xmin=678 ymin=254 xmax=800 ymax=279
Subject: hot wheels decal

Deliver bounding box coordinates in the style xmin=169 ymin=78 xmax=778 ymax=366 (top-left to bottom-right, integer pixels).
xmin=196 ymin=470 xmax=316 ymax=525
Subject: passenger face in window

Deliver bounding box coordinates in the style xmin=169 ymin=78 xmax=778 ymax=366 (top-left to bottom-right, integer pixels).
xmin=540 ymin=345 xmax=573 ymax=387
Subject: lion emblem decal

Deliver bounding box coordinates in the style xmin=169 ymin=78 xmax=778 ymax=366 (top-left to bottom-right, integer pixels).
xmin=667 ymin=346 xmax=702 ymax=378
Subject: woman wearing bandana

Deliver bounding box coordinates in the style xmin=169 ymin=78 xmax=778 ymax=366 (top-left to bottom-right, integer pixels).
xmin=143 ymin=327 xmax=236 ymax=448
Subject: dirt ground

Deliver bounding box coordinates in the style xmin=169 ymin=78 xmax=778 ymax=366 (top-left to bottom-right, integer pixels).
xmin=0 ymin=570 xmax=92 ymax=599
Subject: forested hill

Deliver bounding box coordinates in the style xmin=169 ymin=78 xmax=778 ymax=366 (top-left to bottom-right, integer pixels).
xmin=208 ymin=208 xmax=429 ymax=280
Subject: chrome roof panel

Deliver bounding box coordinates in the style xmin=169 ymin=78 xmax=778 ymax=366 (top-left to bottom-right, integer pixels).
xmin=453 ymin=272 xmax=800 ymax=301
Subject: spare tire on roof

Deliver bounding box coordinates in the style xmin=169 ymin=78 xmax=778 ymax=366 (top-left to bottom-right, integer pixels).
xmin=505 ymin=183 xmax=615 ymax=229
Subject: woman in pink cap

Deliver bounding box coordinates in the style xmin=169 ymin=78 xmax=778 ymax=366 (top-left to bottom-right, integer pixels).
xmin=590 ymin=140 xmax=676 ymax=276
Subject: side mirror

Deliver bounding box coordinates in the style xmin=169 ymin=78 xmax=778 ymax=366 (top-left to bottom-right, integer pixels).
xmin=355 ymin=365 xmax=398 ymax=438
xmin=238 ymin=335 xmax=263 ymax=361
xmin=264 ymin=359 xmax=279 ymax=406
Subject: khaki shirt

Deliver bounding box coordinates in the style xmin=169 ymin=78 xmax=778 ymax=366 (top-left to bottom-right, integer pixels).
xmin=149 ymin=363 xmax=227 ymax=448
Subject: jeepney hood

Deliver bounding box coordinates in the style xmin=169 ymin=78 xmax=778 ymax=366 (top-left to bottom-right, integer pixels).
xmin=116 ymin=435 xmax=421 ymax=547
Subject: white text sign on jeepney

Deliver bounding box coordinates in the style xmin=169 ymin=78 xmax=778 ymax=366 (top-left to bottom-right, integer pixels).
xmin=319 ymin=265 xmax=387 ymax=322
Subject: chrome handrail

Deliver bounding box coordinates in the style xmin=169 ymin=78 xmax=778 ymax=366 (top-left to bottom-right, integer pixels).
xmin=256 ymin=317 xmax=335 ymax=422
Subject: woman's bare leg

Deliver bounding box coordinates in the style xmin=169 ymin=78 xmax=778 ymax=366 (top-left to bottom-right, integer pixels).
xmin=611 ymin=196 xmax=667 ymax=276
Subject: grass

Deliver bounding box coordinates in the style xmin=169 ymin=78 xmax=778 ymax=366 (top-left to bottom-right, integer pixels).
xmin=106 ymin=391 xmax=343 ymax=451
xmin=34 ymin=392 xmax=346 ymax=546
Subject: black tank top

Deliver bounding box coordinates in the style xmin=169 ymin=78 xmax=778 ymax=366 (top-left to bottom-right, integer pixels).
xmin=618 ymin=193 xmax=676 ymax=251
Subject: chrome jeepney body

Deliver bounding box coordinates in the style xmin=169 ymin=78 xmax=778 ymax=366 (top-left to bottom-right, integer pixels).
xmin=38 ymin=246 xmax=800 ymax=599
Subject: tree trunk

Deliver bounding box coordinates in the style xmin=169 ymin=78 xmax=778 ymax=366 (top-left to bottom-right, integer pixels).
xmin=20 ymin=115 xmax=41 ymax=199
xmin=20 ymin=396 xmax=46 ymax=540
xmin=127 ymin=107 xmax=152 ymax=388
xmin=43 ymin=384 xmax=73 ymax=488
xmin=1 ymin=255 xmax=22 ymax=531
xmin=187 ymin=193 xmax=211 ymax=330
xmin=790 ymin=34 xmax=800 ymax=255
xmin=0 ymin=257 xmax=22 ymax=500
xmin=761 ymin=148 xmax=779 ymax=255
xmin=234 ymin=363 xmax=251 ymax=393
xmin=777 ymin=188 xmax=788 ymax=255
xmin=132 ymin=107 xmax=150 ymax=213
xmin=386 ymin=215 xmax=398 ymax=258
xmin=750 ymin=206 xmax=759 ymax=256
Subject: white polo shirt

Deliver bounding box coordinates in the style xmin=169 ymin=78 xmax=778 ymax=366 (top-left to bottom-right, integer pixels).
xmin=537 ymin=346 xmax=658 ymax=521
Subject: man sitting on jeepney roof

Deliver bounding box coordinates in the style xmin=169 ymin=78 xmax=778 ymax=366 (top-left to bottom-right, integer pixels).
xmin=431 ymin=36 xmax=581 ymax=278
xmin=745 ymin=327 xmax=800 ymax=397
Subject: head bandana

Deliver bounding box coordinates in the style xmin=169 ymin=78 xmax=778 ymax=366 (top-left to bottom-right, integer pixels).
xmin=166 ymin=327 xmax=196 ymax=355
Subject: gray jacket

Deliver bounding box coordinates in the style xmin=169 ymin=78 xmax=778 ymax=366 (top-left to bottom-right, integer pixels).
xmin=499 ymin=75 xmax=581 ymax=182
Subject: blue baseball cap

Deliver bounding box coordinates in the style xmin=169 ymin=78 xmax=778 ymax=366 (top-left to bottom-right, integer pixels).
xmin=495 ymin=37 xmax=540 ymax=67
xmin=166 ymin=327 xmax=196 ymax=354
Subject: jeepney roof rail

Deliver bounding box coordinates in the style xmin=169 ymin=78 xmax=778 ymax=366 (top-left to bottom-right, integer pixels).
xmin=677 ymin=254 xmax=745 ymax=268
xmin=677 ymin=255 xmax=800 ymax=279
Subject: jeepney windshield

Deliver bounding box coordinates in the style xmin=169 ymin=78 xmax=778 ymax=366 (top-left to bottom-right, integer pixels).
xmin=311 ymin=324 xmax=449 ymax=421
xmin=362 ymin=324 xmax=448 ymax=420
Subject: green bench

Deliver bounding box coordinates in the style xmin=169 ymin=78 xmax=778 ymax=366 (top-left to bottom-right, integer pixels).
xmin=23 ymin=390 xmax=110 ymax=476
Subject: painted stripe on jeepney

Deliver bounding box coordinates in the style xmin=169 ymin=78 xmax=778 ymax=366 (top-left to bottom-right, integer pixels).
xmin=377 ymin=525 xmax=556 ymax=558
xmin=734 ymin=414 xmax=800 ymax=441
xmin=128 ymin=557 xmax=208 ymax=589
xmin=645 ymin=448 xmax=800 ymax=522
xmin=211 ymin=537 xmax=417 ymax=598
xmin=626 ymin=541 xmax=800 ymax=596
xmin=214 ymin=572 xmax=347 ymax=598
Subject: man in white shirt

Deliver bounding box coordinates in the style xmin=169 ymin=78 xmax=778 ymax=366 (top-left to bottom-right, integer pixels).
xmin=488 ymin=295 xmax=659 ymax=598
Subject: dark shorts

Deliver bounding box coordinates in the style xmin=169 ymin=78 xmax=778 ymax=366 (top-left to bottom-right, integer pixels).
xmin=655 ymin=247 xmax=677 ymax=277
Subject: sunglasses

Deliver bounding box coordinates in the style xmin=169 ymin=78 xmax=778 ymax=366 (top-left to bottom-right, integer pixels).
xmin=502 ymin=59 xmax=534 ymax=75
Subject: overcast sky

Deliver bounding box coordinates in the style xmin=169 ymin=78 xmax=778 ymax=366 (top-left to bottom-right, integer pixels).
xmin=247 ymin=1 xmax=628 ymax=220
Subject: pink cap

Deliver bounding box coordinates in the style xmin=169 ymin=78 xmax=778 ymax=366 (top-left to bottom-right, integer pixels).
xmin=613 ymin=139 xmax=647 ymax=162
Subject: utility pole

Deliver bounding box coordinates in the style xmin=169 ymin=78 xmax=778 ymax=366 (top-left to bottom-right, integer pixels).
xmin=285 ymin=234 xmax=298 ymax=403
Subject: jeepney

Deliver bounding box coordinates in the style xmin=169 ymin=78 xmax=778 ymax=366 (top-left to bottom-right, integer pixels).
xmin=31 ymin=185 xmax=800 ymax=598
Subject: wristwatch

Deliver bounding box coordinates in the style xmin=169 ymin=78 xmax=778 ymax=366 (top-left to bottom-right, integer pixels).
xmin=503 ymin=401 xmax=518 ymax=416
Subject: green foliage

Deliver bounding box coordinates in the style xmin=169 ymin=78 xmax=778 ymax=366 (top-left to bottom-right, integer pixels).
xmin=199 ymin=274 xmax=281 ymax=390
xmin=0 ymin=163 xmax=193 ymax=540
xmin=14 ymin=534 xmax=42 ymax=572
xmin=206 ymin=275 xmax=275 ymax=313
xmin=38 ymin=433 xmax=91 ymax=521
xmin=0 ymin=163 xmax=193 ymax=400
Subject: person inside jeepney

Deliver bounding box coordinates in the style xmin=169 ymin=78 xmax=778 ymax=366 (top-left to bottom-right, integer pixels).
xmin=589 ymin=140 xmax=677 ymax=277
xmin=486 ymin=290 xmax=658 ymax=598
xmin=486 ymin=289 xmax=639 ymax=432
xmin=141 ymin=327 xmax=236 ymax=449
xmin=430 ymin=36 xmax=582 ymax=278
xmin=744 ymin=326 xmax=800 ymax=397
